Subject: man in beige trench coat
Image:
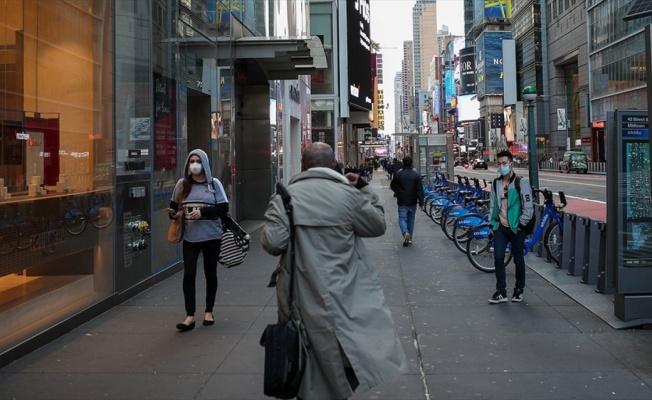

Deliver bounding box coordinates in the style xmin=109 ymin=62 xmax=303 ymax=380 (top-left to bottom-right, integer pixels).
xmin=261 ymin=143 xmax=407 ymax=400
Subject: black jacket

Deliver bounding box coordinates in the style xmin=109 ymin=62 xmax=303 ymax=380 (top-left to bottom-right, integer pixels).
xmin=390 ymin=167 xmax=424 ymax=207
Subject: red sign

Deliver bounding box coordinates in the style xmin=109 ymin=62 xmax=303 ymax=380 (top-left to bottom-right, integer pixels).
xmin=581 ymin=137 xmax=591 ymax=143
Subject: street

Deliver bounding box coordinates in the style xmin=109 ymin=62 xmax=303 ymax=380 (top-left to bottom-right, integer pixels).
xmin=453 ymin=166 xmax=607 ymax=221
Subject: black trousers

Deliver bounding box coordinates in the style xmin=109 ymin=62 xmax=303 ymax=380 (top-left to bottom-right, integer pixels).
xmin=182 ymin=239 xmax=220 ymax=316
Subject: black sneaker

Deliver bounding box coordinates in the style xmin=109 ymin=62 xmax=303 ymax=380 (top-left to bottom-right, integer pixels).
xmin=511 ymin=288 xmax=524 ymax=302
xmin=488 ymin=290 xmax=508 ymax=304
xmin=403 ymin=232 xmax=411 ymax=247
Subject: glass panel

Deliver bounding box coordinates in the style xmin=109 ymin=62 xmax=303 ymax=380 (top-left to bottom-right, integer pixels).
xmin=0 ymin=0 xmax=114 ymax=353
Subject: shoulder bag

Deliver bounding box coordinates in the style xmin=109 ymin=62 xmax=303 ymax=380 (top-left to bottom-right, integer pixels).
xmin=167 ymin=195 xmax=184 ymax=243
xmin=209 ymin=178 xmax=251 ymax=268
xmin=219 ymin=214 xmax=251 ymax=268
xmin=259 ymin=182 xmax=307 ymax=399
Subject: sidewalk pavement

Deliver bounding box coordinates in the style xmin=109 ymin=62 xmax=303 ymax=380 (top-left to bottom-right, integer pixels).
xmin=1 ymin=175 xmax=651 ymax=400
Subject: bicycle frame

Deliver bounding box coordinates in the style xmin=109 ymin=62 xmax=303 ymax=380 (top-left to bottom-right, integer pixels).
xmin=522 ymin=203 xmax=564 ymax=255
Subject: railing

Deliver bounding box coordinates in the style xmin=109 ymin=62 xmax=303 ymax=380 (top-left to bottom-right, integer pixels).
xmin=538 ymin=161 xmax=606 ymax=174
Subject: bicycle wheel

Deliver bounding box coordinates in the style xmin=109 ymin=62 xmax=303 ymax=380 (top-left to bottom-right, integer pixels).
xmin=0 ymin=223 xmax=18 ymax=255
xmin=466 ymin=232 xmax=512 ymax=273
xmin=441 ymin=214 xmax=457 ymax=241
xmin=429 ymin=202 xmax=443 ymax=224
xmin=64 ymin=209 xmax=88 ymax=235
xmin=89 ymin=204 xmax=114 ymax=229
xmin=544 ymin=220 xmax=563 ymax=264
xmin=452 ymin=224 xmax=473 ymax=254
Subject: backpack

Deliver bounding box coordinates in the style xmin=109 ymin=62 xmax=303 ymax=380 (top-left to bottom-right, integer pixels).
xmin=493 ymin=175 xmax=536 ymax=236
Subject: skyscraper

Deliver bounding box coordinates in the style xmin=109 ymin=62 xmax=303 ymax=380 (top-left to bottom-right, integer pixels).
xmin=412 ymin=0 xmax=438 ymax=92
xmin=401 ymin=40 xmax=415 ymax=132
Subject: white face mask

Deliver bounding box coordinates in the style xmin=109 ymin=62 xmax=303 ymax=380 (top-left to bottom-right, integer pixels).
xmin=189 ymin=161 xmax=202 ymax=175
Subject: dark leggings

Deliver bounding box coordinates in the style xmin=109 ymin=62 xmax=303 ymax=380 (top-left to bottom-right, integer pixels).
xmin=182 ymin=239 xmax=221 ymax=316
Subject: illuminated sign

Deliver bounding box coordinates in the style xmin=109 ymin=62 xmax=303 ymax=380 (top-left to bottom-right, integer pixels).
xmin=347 ymin=0 xmax=372 ymax=111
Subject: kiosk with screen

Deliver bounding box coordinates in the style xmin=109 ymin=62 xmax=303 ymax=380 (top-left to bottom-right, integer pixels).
xmin=606 ymin=110 xmax=652 ymax=322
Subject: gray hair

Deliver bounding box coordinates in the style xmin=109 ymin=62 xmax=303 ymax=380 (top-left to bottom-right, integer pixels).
xmin=302 ymin=142 xmax=334 ymax=169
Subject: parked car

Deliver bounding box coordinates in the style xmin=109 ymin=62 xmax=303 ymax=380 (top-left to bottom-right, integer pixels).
xmin=454 ymin=157 xmax=466 ymax=166
xmin=560 ymin=150 xmax=588 ymax=174
xmin=472 ymin=158 xmax=488 ymax=170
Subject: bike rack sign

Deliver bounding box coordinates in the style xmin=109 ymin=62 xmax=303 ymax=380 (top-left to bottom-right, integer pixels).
xmin=606 ymin=110 xmax=652 ymax=322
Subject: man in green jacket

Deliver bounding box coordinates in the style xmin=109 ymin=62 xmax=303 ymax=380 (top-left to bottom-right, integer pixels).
xmin=488 ymin=150 xmax=534 ymax=304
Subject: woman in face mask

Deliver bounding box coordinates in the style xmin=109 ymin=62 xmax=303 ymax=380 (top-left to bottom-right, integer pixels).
xmin=169 ymin=149 xmax=229 ymax=331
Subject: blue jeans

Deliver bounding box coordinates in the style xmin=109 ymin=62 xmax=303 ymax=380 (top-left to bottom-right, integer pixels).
xmin=493 ymin=224 xmax=526 ymax=292
xmin=398 ymin=205 xmax=417 ymax=237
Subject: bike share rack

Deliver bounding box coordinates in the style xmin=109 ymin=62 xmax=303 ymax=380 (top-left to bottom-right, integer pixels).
xmin=584 ymin=220 xmax=606 ymax=287
xmin=570 ymin=216 xmax=591 ymax=277
xmin=593 ymin=221 xmax=614 ymax=294
xmin=560 ymin=213 xmax=576 ymax=270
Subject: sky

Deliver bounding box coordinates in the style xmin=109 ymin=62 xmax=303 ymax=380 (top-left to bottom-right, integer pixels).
xmin=370 ymin=0 xmax=465 ymax=133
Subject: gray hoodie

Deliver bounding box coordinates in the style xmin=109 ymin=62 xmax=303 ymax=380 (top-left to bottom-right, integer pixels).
xmin=171 ymin=149 xmax=229 ymax=243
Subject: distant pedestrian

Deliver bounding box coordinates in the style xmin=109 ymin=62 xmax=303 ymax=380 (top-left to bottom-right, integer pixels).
xmin=261 ymin=142 xmax=407 ymax=399
xmin=488 ymin=150 xmax=534 ymax=304
xmin=390 ymin=156 xmax=424 ymax=247
xmin=333 ymin=159 xmax=344 ymax=174
xmin=344 ymin=161 xmax=357 ymax=175
xmin=390 ymin=158 xmax=402 ymax=180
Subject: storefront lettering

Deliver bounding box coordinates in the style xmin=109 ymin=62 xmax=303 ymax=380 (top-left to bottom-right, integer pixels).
xmin=30 ymin=228 xmax=64 ymax=252
xmin=155 ymin=79 xmax=167 ymax=94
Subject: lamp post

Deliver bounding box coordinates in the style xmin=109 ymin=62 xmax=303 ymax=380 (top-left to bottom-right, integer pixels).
xmin=523 ymin=86 xmax=540 ymax=197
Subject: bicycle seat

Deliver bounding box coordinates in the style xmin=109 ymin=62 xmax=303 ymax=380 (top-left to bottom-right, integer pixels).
xmin=476 ymin=199 xmax=490 ymax=206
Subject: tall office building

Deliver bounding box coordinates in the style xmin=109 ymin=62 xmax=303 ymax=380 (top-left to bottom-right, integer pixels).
xmin=412 ymin=0 xmax=438 ymax=92
xmin=401 ymin=40 xmax=415 ymax=131
xmin=394 ymin=73 xmax=403 ymax=133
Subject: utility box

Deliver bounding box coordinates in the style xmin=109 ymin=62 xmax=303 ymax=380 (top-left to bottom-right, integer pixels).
xmin=606 ymin=110 xmax=652 ymax=323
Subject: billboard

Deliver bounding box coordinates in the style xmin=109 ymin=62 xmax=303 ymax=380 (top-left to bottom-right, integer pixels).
xmin=485 ymin=0 xmax=512 ymax=18
xmin=459 ymin=47 xmax=476 ymax=95
xmin=475 ymin=31 xmax=512 ymax=97
xmin=347 ymin=0 xmax=372 ymax=111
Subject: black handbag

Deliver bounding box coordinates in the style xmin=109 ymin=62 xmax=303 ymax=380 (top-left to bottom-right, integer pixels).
xmin=260 ymin=182 xmax=307 ymax=399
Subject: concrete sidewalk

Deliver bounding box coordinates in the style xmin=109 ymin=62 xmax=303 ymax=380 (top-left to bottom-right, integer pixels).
xmin=1 ymin=176 xmax=651 ymax=400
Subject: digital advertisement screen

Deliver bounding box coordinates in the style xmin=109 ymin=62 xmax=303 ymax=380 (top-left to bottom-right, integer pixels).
xmin=347 ymin=0 xmax=372 ymax=111
xmin=475 ymin=31 xmax=511 ymax=97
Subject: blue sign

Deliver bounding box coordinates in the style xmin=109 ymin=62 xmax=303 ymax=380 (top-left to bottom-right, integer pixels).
xmin=475 ymin=31 xmax=512 ymax=96
xmin=623 ymin=129 xmax=650 ymax=138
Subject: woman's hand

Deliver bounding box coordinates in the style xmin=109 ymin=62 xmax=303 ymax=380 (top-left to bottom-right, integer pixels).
xmin=186 ymin=208 xmax=202 ymax=220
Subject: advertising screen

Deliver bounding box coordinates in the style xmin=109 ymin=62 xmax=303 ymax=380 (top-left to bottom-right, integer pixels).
xmin=347 ymin=0 xmax=372 ymax=111
xmin=475 ymin=31 xmax=511 ymax=97
xmin=459 ymin=47 xmax=475 ymax=95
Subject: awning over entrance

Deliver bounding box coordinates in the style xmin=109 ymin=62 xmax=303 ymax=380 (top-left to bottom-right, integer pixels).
xmin=234 ymin=36 xmax=327 ymax=80
xmin=166 ymin=35 xmax=327 ymax=80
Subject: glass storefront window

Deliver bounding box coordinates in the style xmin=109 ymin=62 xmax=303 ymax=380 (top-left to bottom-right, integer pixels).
xmin=0 ymin=0 xmax=114 ymax=354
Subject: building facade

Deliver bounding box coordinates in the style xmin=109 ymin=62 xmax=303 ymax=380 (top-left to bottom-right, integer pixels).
xmin=0 ymin=0 xmax=324 ymax=365
xmin=586 ymin=0 xmax=649 ymax=162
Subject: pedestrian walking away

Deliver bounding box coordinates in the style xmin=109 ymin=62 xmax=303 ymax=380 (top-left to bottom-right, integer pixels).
xmin=488 ymin=150 xmax=534 ymax=304
xmin=261 ymin=142 xmax=407 ymax=400
xmin=169 ymin=149 xmax=229 ymax=331
xmin=390 ymin=156 xmax=424 ymax=247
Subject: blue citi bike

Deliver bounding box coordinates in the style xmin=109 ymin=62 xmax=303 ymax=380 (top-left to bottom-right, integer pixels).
xmin=465 ymin=188 xmax=567 ymax=273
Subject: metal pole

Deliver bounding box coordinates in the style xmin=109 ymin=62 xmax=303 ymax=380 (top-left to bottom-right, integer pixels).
xmin=565 ymin=85 xmax=570 ymax=151
xmin=527 ymin=100 xmax=540 ymax=198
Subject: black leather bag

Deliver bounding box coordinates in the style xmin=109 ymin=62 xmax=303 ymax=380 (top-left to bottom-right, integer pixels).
xmin=260 ymin=316 xmax=305 ymax=399
xmin=260 ymin=182 xmax=307 ymax=399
